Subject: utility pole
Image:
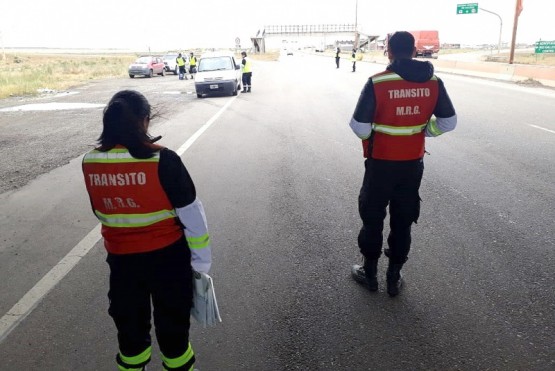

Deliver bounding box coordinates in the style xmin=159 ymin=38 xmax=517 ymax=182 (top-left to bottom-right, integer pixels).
xmin=479 ymin=7 xmax=503 ymax=54
xmin=0 ymin=31 xmax=5 ymax=62
xmin=355 ymin=0 xmax=358 ymax=29
xmin=353 ymin=0 xmax=360 ymax=50
xmin=509 ymin=0 xmax=523 ymax=64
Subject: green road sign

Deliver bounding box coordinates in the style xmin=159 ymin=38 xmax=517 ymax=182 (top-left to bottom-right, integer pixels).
xmin=457 ymin=3 xmax=478 ymax=14
xmin=535 ymin=40 xmax=555 ymax=54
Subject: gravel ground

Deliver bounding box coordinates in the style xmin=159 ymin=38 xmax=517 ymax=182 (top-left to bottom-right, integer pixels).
xmin=0 ymin=76 xmax=194 ymax=194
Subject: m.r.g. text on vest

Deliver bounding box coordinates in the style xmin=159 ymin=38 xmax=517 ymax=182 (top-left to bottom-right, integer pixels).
xmin=388 ymin=88 xmax=431 ymax=99
xmin=396 ymin=106 xmax=421 ymax=116
xmin=88 ymin=172 xmax=147 ymax=186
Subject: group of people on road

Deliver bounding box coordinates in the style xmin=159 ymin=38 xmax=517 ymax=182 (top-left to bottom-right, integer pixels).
xmin=176 ymin=52 xmax=197 ymax=80
xmin=174 ymin=51 xmax=254 ymax=94
xmin=82 ymin=31 xmax=455 ymax=370
xmin=335 ymin=47 xmax=362 ymax=72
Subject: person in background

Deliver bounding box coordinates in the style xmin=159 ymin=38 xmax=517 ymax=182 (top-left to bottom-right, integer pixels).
xmin=189 ymin=52 xmax=197 ymax=79
xmin=351 ymin=49 xmax=357 ymax=72
xmin=335 ymin=47 xmax=341 ymax=69
xmin=349 ymin=31 xmax=457 ymax=297
xmin=241 ymin=51 xmax=252 ymax=93
xmin=82 ymin=90 xmax=212 ymax=370
xmin=176 ymin=53 xmax=187 ymax=80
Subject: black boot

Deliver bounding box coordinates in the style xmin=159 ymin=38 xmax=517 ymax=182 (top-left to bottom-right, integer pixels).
xmin=386 ymin=262 xmax=404 ymax=297
xmin=242 ymin=87 xmax=247 ymax=93
xmin=351 ymin=258 xmax=378 ymax=291
xmin=247 ymin=86 xmax=251 ymax=93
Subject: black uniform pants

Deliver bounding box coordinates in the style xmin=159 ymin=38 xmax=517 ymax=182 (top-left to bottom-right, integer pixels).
xmin=242 ymin=72 xmax=252 ymax=88
xmin=358 ymin=158 xmax=423 ymax=264
xmin=106 ymin=238 xmax=194 ymax=370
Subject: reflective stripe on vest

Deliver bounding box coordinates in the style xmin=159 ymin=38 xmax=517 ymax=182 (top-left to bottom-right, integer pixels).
xmin=83 ymin=149 xmax=159 ymax=163
xmin=95 ymin=209 xmax=177 ymax=228
xmin=372 ymin=122 xmax=427 ymax=136
xmin=373 ymin=73 xmax=438 ymax=84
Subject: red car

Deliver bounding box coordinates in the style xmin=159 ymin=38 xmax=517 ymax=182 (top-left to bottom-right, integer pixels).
xmin=128 ymin=56 xmax=166 ymax=78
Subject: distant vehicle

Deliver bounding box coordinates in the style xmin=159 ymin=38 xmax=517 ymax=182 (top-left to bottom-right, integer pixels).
xmin=411 ymin=30 xmax=440 ymax=58
xmin=285 ymin=49 xmax=293 ymax=56
xmin=384 ymin=30 xmax=440 ymax=58
xmin=162 ymin=53 xmax=180 ymax=75
xmin=128 ymin=56 xmax=166 ymax=78
xmin=194 ymin=52 xmax=242 ymax=98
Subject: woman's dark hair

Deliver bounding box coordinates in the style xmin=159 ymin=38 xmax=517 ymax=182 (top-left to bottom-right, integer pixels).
xmin=98 ymin=90 xmax=158 ymax=158
xmin=388 ymin=31 xmax=415 ymax=59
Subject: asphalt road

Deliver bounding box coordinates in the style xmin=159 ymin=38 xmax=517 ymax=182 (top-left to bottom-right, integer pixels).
xmin=0 ymin=53 xmax=554 ymax=371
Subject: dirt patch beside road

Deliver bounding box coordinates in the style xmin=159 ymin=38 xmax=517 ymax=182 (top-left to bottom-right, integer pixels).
xmin=0 ymin=76 xmax=197 ymax=194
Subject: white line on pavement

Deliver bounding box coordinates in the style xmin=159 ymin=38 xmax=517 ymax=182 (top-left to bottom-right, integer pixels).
xmin=529 ymin=124 xmax=555 ymax=134
xmin=441 ymin=74 xmax=555 ymax=99
xmin=176 ymin=96 xmax=237 ymax=156
xmin=0 ymin=96 xmax=238 ymax=343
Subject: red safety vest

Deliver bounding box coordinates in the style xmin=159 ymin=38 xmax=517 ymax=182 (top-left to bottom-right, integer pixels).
xmin=363 ymin=71 xmax=439 ymax=160
xmin=82 ymin=144 xmax=183 ymax=254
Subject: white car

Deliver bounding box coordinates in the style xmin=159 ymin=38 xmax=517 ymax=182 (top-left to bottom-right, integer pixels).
xmin=194 ymin=52 xmax=242 ymax=98
xmin=162 ymin=53 xmax=178 ymax=75
xmin=162 ymin=53 xmax=189 ymax=75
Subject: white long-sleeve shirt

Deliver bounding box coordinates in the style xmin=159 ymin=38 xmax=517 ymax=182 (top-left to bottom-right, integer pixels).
xmin=157 ymin=148 xmax=212 ymax=273
xmin=176 ymin=198 xmax=212 ymax=273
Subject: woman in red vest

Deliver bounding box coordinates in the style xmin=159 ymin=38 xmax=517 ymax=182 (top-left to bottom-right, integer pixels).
xmin=82 ymin=90 xmax=212 ymax=370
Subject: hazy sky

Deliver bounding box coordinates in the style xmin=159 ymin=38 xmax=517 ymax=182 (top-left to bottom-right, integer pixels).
xmin=1 ymin=0 xmax=553 ymax=50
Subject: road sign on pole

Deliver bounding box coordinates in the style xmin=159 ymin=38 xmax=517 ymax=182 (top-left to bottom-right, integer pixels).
xmin=535 ymin=40 xmax=555 ymax=54
xmin=457 ymin=3 xmax=479 ymax=14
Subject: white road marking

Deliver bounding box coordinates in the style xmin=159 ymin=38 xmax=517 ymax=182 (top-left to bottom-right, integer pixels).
xmin=529 ymin=124 xmax=555 ymax=134
xmin=176 ymin=96 xmax=237 ymax=156
xmin=0 ymin=102 xmax=105 ymax=112
xmin=0 ymin=225 xmax=101 ymax=342
xmin=0 ymin=95 xmax=238 ymax=343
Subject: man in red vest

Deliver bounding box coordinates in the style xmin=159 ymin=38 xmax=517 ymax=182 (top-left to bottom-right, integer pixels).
xmin=349 ymin=31 xmax=457 ymax=297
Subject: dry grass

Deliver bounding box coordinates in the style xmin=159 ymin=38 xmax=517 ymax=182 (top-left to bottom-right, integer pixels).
xmin=0 ymin=53 xmax=136 ymax=99
xmin=480 ymin=52 xmax=555 ymax=65
xmin=247 ymin=51 xmax=280 ymax=61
